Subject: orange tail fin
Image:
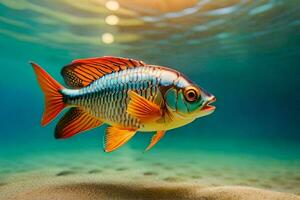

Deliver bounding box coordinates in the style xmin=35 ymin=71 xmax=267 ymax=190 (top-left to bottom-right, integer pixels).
xmin=31 ymin=62 xmax=66 ymax=126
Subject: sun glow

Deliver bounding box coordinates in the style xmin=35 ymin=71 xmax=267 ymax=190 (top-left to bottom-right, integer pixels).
xmin=101 ymin=33 xmax=114 ymax=44
xmin=105 ymin=15 xmax=119 ymax=25
xmin=105 ymin=0 xmax=120 ymax=11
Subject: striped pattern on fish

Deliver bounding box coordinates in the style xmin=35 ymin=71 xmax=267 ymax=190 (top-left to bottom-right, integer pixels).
xmin=63 ymin=66 xmax=165 ymax=129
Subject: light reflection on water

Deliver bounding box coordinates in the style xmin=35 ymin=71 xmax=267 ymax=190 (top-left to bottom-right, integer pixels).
xmin=0 ymin=0 xmax=299 ymax=57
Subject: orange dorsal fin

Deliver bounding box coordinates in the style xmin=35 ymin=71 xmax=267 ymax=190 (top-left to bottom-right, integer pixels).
xmin=55 ymin=108 xmax=103 ymax=139
xmin=104 ymin=126 xmax=137 ymax=152
xmin=61 ymin=56 xmax=147 ymax=88
xmin=145 ymin=130 xmax=166 ymax=151
xmin=127 ymin=91 xmax=162 ymax=123
xmin=31 ymin=62 xmax=66 ymax=126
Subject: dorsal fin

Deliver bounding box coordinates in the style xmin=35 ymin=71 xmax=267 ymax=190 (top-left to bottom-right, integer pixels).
xmin=61 ymin=56 xmax=147 ymax=88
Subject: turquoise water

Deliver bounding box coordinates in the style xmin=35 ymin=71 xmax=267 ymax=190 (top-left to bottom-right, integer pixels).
xmin=0 ymin=0 xmax=300 ymax=195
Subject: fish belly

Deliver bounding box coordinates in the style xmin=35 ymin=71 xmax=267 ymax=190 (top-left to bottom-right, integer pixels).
xmin=140 ymin=117 xmax=195 ymax=132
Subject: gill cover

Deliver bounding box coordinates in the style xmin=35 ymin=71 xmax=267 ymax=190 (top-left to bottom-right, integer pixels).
xmin=165 ymin=87 xmax=203 ymax=115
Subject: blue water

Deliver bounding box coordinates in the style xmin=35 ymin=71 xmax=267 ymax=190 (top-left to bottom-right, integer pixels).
xmin=0 ymin=0 xmax=299 ymax=195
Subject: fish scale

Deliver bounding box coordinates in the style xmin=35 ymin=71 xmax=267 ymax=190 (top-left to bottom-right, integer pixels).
xmin=63 ymin=66 xmax=164 ymax=128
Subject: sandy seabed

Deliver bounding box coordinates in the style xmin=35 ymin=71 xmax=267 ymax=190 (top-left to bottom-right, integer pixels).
xmin=0 ymin=174 xmax=299 ymax=200
xmin=0 ymin=149 xmax=299 ymax=200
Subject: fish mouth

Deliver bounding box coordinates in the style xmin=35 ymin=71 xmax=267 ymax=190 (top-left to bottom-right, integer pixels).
xmin=201 ymin=96 xmax=216 ymax=112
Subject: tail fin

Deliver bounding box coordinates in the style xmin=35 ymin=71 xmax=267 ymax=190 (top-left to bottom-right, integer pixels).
xmin=31 ymin=62 xmax=66 ymax=126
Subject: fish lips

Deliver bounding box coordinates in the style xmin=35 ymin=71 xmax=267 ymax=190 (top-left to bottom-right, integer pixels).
xmin=198 ymin=96 xmax=216 ymax=116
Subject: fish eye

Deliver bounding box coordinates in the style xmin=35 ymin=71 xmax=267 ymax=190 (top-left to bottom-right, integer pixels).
xmin=184 ymin=88 xmax=200 ymax=102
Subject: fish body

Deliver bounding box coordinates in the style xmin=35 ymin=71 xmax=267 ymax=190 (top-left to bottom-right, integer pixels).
xmin=31 ymin=56 xmax=216 ymax=152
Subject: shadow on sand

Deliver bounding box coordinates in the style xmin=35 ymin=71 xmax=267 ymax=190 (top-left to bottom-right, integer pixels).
xmin=51 ymin=183 xmax=194 ymax=200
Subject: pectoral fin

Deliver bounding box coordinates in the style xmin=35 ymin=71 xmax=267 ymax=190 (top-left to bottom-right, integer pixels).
xmin=104 ymin=126 xmax=137 ymax=152
xmin=145 ymin=130 xmax=166 ymax=151
xmin=127 ymin=91 xmax=162 ymax=122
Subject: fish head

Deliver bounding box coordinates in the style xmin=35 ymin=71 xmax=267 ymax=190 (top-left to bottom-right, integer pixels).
xmin=164 ymin=77 xmax=216 ymax=119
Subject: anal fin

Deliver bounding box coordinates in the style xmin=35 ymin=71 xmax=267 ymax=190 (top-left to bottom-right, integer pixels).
xmin=55 ymin=107 xmax=102 ymax=139
xmin=104 ymin=126 xmax=137 ymax=152
xmin=145 ymin=130 xmax=166 ymax=151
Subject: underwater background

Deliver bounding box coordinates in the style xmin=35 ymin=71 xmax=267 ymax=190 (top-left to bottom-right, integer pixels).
xmin=0 ymin=0 xmax=300 ymax=198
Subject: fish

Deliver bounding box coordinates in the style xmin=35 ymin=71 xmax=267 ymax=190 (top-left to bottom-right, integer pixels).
xmin=31 ymin=56 xmax=216 ymax=152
